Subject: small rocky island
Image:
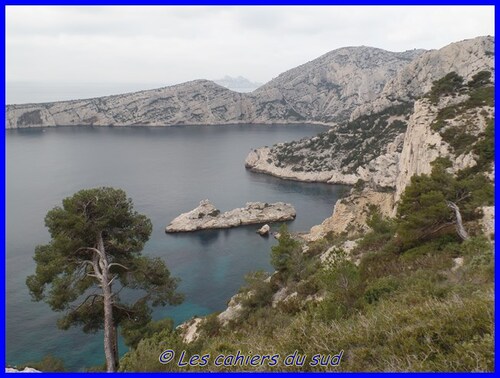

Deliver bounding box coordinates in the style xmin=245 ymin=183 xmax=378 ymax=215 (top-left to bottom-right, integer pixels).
xmin=166 ymin=200 xmax=296 ymax=233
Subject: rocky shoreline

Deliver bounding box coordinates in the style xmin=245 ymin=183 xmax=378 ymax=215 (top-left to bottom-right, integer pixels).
xmin=244 ymin=147 xmax=359 ymax=185
xmin=165 ymin=200 xmax=296 ymax=233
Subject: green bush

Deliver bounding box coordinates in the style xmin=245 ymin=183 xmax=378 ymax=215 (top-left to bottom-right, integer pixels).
xmin=296 ymin=276 xmax=321 ymax=296
xmin=427 ymin=72 xmax=465 ymax=104
xmin=239 ymin=271 xmax=274 ymax=312
xmin=17 ymin=354 xmax=66 ymax=372
xmin=396 ymin=158 xmax=492 ymax=251
xmin=357 ymin=207 xmax=397 ymax=252
xmin=319 ymin=259 xmax=363 ymax=319
xmin=119 ymin=328 xmax=191 ymax=372
xmin=440 ymin=127 xmax=476 ymax=156
xmin=198 ymin=313 xmax=222 ymax=338
xmin=121 ymin=318 xmax=174 ymax=350
xmin=473 ymin=118 xmax=494 ymax=170
xmin=467 ymin=71 xmax=492 ymax=89
xmin=354 ymin=179 xmax=365 ymax=192
xmin=364 ymin=276 xmax=400 ymax=304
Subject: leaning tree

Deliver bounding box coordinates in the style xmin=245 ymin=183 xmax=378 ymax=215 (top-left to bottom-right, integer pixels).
xmin=26 ymin=187 xmax=183 ymax=372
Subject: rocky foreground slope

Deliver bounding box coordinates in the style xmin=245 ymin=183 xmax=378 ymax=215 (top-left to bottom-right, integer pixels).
xmin=176 ymin=65 xmax=495 ymax=349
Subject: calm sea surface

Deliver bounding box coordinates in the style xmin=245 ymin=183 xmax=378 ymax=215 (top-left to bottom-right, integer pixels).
xmin=6 ymin=124 xmax=346 ymax=370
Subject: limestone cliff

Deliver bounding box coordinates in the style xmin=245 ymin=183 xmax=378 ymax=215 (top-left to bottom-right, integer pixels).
xmin=7 ymin=37 xmax=492 ymax=132
xmin=394 ymin=95 xmax=494 ymax=203
xmin=246 ymin=36 xmax=493 ymax=189
xmin=305 ymin=189 xmax=395 ymax=241
xmin=6 ymin=80 xmax=255 ymax=128
xmin=244 ymin=147 xmax=358 ymax=185
xmin=7 ymin=47 xmax=424 ymax=129
xmin=252 ymin=46 xmax=423 ymax=123
xmin=352 ymin=35 xmax=494 ymax=119
xmin=245 ymin=102 xmax=411 ymax=188
xmin=244 ymin=36 xmax=494 ymax=239
xmin=303 ymin=70 xmax=494 ymax=239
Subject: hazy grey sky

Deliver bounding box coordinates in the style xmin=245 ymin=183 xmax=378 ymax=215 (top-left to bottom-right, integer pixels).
xmin=6 ymin=6 xmax=494 ymax=87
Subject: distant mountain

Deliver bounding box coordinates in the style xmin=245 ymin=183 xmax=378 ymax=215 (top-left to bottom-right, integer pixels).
xmin=214 ymin=76 xmax=263 ymax=93
xmin=6 ymin=36 xmax=493 ymax=129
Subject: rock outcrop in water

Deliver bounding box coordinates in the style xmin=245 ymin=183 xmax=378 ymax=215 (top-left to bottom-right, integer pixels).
xmin=165 ymin=200 xmax=296 ymax=233
xmin=257 ymin=224 xmax=271 ymax=236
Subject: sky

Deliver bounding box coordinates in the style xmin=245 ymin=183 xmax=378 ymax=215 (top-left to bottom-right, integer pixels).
xmin=5 ymin=5 xmax=495 ymax=103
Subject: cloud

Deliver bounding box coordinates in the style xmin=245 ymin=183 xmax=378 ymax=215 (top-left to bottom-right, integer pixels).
xmin=6 ymin=5 xmax=494 ymax=87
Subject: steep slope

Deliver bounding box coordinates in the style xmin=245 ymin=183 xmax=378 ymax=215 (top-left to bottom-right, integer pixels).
xmin=305 ymin=70 xmax=494 ymax=240
xmin=253 ymin=47 xmax=423 ymax=123
xmin=246 ymin=36 xmax=494 ymax=191
xmin=352 ymin=35 xmax=494 ymax=119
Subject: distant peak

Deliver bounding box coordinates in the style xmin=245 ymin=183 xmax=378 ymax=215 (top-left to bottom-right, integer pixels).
xmin=214 ymin=75 xmax=263 ymax=93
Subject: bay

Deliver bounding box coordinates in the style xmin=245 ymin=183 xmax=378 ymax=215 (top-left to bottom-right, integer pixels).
xmin=6 ymin=124 xmax=346 ymax=370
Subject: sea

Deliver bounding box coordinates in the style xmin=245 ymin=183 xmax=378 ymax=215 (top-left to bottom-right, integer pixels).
xmin=6 ymin=124 xmax=346 ymax=370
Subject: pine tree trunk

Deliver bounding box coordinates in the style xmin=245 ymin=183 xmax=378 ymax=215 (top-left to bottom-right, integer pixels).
xmin=97 ymin=233 xmax=117 ymax=372
xmin=112 ymin=325 xmax=119 ymax=371
xmin=447 ymin=201 xmax=470 ymax=240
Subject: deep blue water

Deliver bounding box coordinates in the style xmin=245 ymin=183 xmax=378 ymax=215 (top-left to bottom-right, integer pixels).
xmin=6 ymin=124 xmax=346 ymax=371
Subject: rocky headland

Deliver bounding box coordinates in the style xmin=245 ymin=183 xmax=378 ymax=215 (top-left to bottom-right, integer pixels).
xmin=244 ymin=36 xmax=493 ymax=188
xmin=165 ymin=200 xmax=296 ymax=233
xmin=6 ymin=44 xmax=426 ymax=129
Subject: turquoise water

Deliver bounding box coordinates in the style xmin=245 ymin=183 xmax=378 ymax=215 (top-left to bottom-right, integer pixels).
xmin=6 ymin=124 xmax=346 ymax=370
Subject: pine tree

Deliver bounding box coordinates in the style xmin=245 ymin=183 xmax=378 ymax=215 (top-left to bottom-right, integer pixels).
xmin=26 ymin=187 xmax=183 ymax=372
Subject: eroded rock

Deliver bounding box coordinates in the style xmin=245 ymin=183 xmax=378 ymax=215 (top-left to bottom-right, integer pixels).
xmin=166 ymin=200 xmax=295 ymax=232
xmin=257 ymin=224 xmax=270 ymax=236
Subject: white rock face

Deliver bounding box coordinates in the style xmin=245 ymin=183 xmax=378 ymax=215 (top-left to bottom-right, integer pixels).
xmin=480 ymin=206 xmax=495 ymax=238
xmin=304 ymin=189 xmax=395 ymax=241
xmin=271 ymin=288 xmax=289 ymax=308
xmin=356 ymin=133 xmax=406 ymax=189
xmin=353 ymin=36 xmax=494 ymax=119
xmin=5 ymin=367 xmax=41 ymax=373
xmin=165 ymin=199 xmax=296 ymax=232
xmin=451 ymin=257 xmax=464 ymax=272
xmin=217 ymin=294 xmax=245 ymax=325
xmin=245 ymin=147 xmax=359 ymax=185
xmin=257 ymin=224 xmax=270 ymax=236
xmin=177 ymin=317 xmax=202 ymax=344
xmin=253 ymin=46 xmax=424 ymax=124
xmin=393 ymin=100 xmax=446 ymax=203
xmin=6 ymin=37 xmax=492 ymax=131
xmin=245 ymin=36 xmax=493 ymax=195
xmin=7 ymin=80 xmax=255 ymax=129
xmin=394 ymin=98 xmax=493 ymax=205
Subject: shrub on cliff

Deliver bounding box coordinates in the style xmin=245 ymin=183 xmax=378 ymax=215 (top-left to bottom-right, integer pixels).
xmin=396 ymin=159 xmax=493 ymax=251
xmin=270 ymin=224 xmax=302 ymax=275
xmin=427 ymin=71 xmax=465 ymax=104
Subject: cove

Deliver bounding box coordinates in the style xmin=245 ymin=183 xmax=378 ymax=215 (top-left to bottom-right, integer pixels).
xmin=6 ymin=124 xmax=346 ymax=370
